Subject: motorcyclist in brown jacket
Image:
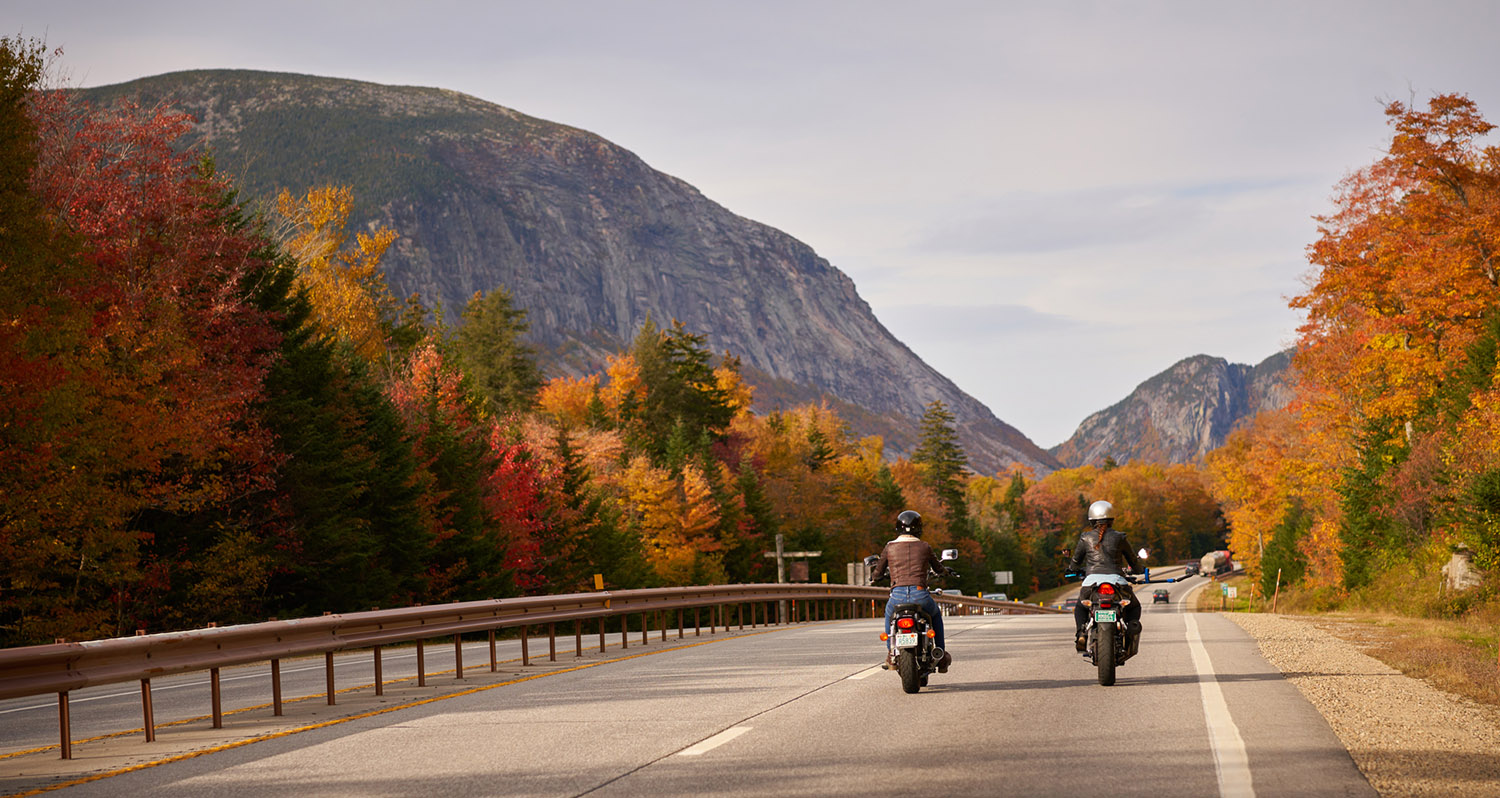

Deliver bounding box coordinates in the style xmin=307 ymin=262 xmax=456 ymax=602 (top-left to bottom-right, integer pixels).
xmin=871 ymin=510 xmax=954 ymax=672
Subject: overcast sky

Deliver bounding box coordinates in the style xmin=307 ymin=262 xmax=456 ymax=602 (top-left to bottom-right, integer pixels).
xmin=13 ymin=1 xmax=1500 ymax=448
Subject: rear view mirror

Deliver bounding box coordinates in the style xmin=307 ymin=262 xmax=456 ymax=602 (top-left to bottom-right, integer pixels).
xmin=940 ymin=549 xmax=958 ymax=561
xmin=1137 ymin=548 xmax=1149 ymax=560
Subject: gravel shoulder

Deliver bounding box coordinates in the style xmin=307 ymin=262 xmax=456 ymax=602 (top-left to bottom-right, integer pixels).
xmin=1227 ymin=612 xmax=1500 ymax=797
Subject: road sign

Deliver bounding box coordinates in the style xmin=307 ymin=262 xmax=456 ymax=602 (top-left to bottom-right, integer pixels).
xmin=993 ymin=571 xmax=1013 ymax=585
xmin=1227 ymin=587 xmax=1238 ymax=598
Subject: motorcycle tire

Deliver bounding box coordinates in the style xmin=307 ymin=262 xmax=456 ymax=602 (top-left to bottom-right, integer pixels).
xmin=1097 ymin=623 xmax=1117 ymax=686
xmin=897 ymin=650 xmax=921 ymax=693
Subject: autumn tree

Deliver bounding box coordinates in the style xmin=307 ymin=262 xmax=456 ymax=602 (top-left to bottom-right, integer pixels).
xmin=2 ymin=58 xmax=291 ymax=641
xmin=274 ymin=185 xmax=401 ymax=363
xmin=1291 ymin=93 xmax=1500 ymax=587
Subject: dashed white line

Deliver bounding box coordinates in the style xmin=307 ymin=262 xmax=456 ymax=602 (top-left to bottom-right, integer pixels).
xmin=1185 ymin=613 xmax=1255 ymax=798
xmin=846 ymin=666 xmax=884 ymax=680
xmin=677 ymin=726 xmax=752 ymax=756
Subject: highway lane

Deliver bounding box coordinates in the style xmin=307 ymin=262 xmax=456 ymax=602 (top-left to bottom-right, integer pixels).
xmin=35 ymin=607 xmax=1376 ymax=797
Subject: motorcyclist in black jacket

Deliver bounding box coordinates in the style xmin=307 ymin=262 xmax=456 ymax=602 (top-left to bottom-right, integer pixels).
xmin=1066 ymin=500 xmax=1143 ymax=652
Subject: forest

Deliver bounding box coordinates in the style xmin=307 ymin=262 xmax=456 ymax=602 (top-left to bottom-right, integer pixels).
xmin=1208 ymin=93 xmax=1500 ymax=619
xmin=19 ymin=37 xmax=1433 ymax=650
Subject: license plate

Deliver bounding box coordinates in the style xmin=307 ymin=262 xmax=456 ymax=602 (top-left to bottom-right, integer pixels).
xmin=1095 ymin=609 xmax=1117 ymax=623
xmin=893 ymin=633 xmax=919 ymax=648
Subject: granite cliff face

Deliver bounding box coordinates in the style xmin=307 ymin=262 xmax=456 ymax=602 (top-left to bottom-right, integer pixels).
xmin=78 ymin=70 xmax=1057 ymax=474
xmin=1049 ymin=351 xmax=1293 ymax=467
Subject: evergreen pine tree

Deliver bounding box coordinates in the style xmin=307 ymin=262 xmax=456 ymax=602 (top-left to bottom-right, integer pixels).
xmin=452 ymin=287 xmax=542 ymax=417
xmin=912 ymin=400 xmax=970 ymax=536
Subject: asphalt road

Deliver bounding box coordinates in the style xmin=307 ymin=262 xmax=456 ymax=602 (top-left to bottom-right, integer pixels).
xmin=13 ymin=586 xmax=1376 ymax=798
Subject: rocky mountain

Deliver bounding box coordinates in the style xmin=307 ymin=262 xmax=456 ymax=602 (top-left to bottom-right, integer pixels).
xmin=76 ymin=70 xmax=1058 ymax=475
xmin=1049 ymin=351 xmax=1293 ymax=467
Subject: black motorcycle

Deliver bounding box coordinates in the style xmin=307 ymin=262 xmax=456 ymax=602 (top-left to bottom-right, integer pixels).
xmin=867 ymin=549 xmax=958 ymax=693
xmin=1067 ymin=553 xmax=1195 ymax=686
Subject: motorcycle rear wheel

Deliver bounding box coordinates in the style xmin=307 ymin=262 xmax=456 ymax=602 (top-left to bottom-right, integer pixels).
xmin=1097 ymin=623 xmax=1117 ymax=686
xmin=897 ymin=650 xmax=921 ymax=693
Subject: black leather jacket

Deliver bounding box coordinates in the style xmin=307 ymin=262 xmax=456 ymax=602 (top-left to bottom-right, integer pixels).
xmin=1067 ymin=526 xmax=1141 ymax=578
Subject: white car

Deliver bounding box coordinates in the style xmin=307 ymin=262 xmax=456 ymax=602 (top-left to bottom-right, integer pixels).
xmin=981 ymin=592 xmax=1009 ymax=613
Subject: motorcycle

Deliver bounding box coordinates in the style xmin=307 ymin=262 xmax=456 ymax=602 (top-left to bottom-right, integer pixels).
xmin=1066 ymin=550 xmax=1196 ymax=686
xmin=866 ymin=549 xmax=958 ymax=693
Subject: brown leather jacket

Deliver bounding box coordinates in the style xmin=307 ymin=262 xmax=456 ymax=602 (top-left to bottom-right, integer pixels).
xmin=871 ymin=535 xmax=943 ymax=588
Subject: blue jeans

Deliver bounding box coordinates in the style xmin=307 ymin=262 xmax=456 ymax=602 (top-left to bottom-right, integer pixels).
xmin=884 ymin=586 xmax=945 ymax=651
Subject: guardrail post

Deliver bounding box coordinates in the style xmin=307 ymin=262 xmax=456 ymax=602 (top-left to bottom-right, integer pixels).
xmin=710 ymin=605 xmax=717 ymax=635
xmin=660 ymin=611 xmax=667 ymax=642
xmin=642 ymin=613 xmax=649 ymax=645
xmin=488 ymin=632 xmax=497 ymax=672
xmin=211 ymin=667 xmax=223 ymax=728
xmin=141 ymin=678 xmax=155 ymax=742
xmin=522 ymin=625 xmax=530 ymax=665
xmin=417 ymin=640 xmax=427 ymax=687
xmin=549 ymin=623 xmax=557 ymax=661
xmin=575 ymin=621 xmax=583 ymax=658
xmin=454 ymin=634 xmax=465 ymax=679
xmin=375 ymin=645 xmax=385 ymax=694
xmin=620 ymin=616 xmax=628 ymax=649
xmin=694 ymin=608 xmax=701 ymax=637
xmin=739 ymin=604 xmax=745 ymax=630
xmin=598 ymin=617 xmax=606 ymax=653
xmin=677 ymin=609 xmax=684 ymax=639
xmin=271 ymin=659 xmax=283 ymax=716
xmin=58 ymin=692 xmax=71 ymax=760
xmin=326 ymin=652 xmax=336 ymax=705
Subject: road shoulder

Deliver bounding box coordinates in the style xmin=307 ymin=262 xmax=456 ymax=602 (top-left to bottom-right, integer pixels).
xmin=1227 ymin=612 xmax=1500 ymax=798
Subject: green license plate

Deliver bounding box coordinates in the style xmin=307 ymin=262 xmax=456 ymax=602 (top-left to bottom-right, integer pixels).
xmin=1095 ymin=609 xmax=1117 ymax=623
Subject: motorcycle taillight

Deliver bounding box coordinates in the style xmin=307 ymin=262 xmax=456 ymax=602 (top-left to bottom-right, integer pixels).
xmin=896 ymin=617 xmax=916 ymax=630
xmin=1097 ymin=583 xmax=1116 ymax=596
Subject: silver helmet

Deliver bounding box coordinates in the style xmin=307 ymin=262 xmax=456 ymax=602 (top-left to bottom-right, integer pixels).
xmin=1087 ymin=500 xmax=1114 ymax=522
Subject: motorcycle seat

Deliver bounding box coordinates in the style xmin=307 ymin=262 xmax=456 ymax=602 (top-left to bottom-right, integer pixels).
xmin=892 ymin=602 xmax=932 ymax=621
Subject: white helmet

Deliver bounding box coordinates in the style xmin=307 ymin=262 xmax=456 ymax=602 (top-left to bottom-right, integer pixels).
xmin=1087 ymin=500 xmax=1114 ymax=522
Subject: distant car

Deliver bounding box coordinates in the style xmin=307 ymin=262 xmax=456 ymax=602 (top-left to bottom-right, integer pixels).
xmin=981 ymin=593 xmax=1009 ymax=614
xmin=1184 ymin=562 xmax=1201 ymax=576
xmin=1152 ymin=588 xmax=1170 ymax=604
xmin=1061 ymin=597 xmax=1080 ymax=611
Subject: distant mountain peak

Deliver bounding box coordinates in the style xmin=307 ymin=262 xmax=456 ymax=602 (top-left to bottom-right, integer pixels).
xmin=1049 ymin=350 xmax=1292 ymax=467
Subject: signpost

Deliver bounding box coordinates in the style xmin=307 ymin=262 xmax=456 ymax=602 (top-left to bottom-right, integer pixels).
xmin=763 ymin=534 xmax=821 ymax=623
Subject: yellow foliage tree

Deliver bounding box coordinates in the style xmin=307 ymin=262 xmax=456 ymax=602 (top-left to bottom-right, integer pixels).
xmin=536 ymin=374 xmax=600 ymax=428
xmin=619 ymin=455 xmax=724 ymax=584
xmin=274 ymin=186 xmax=400 ymax=361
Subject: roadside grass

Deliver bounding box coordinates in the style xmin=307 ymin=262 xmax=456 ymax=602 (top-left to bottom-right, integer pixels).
xmin=1194 ymin=572 xmax=1259 ymax=612
xmin=1239 ymin=546 xmax=1500 ymax=710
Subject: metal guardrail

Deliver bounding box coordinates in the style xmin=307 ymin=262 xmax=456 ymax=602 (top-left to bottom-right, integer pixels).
xmin=0 ymin=583 xmax=1061 ymax=758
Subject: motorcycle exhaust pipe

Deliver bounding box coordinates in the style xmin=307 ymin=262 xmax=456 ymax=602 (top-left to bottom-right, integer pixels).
xmin=929 ymin=646 xmax=945 ymax=661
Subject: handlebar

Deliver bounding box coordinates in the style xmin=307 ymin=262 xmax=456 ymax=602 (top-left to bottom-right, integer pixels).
xmin=1062 ymin=570 xmax=1198 ymax=585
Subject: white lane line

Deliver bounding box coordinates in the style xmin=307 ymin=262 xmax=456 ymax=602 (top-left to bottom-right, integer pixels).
xmin=1185 ymin=614 xmax=1255 ymax=798
xmin=677 ymin=726 xmax=752 ymax=756
xmin=846 ymin=666 xmax=884 ymax=680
